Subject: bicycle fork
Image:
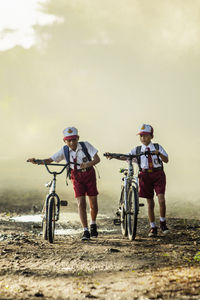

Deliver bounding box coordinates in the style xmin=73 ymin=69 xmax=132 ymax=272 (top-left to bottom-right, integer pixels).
xmin=43 ymin=175 xmax=59 ymax=221
xmin=123 ymin=177 xmax=128 ymax=213
xmin=114 ymin=177 xmax=129 ymax=225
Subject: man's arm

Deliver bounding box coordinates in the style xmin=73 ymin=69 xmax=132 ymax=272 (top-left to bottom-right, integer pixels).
xmin=104 ymin=152 xmax=127 ymax=161
xmin=153 ymin=151 xmax=169 ymax=163
xmin=27 ymin=158 xmax=53 ymax=164
xmin=159 ymin=153 xmax=168 ymax=163
xmin=80 ymin=153 xmax=100 ymax=169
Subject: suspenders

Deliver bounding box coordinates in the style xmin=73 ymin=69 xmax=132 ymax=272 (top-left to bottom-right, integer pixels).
xmin=136 ymin=143 xmax=163 ymax=171
xmin=63 ymin=142 xmax=92 ymax=178
xmin=63 ymin=142 xmax=91 ymax=163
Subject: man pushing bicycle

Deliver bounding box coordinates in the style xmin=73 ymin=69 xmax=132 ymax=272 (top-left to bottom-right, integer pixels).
xmin=27 ymin=126 xmax=100 ymax=241
xmin=105 ymin=124 xmax=169 ymax=237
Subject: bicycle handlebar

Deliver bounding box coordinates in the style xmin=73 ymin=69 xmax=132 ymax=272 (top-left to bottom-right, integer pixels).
xmin=27 ymin=160 xmax=80 ymax=175
xmin=103 ymin=151 xmax=157 ymax=159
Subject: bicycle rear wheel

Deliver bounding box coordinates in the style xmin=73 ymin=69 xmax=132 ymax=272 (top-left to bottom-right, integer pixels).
xmin=120 ymin=187 xmax=128 ymax=237
xmin=127 ymin=187 xmax=139 ymax=241
xmin=47 ymin=196 xmax=56 ymax=243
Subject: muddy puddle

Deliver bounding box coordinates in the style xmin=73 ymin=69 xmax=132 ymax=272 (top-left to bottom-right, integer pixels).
xmin=9 ymin=212 xmax=117 ymax=237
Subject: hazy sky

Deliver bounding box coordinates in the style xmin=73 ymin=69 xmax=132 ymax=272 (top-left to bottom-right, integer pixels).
xmin=0 ymin=0 xmax=62 ymax=50
xmin=0 ymin=0 xmax=200 ymax=205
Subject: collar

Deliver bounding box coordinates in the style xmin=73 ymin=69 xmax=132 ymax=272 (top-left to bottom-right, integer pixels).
xmin=68 ymin=142 xmax=82 ymax=153
xmin=141 ymin=142 xmax=153 ymax=151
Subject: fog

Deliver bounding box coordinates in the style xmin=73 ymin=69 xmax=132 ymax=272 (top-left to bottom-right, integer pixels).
xmin=0 ymin=0 xmax=200 ymax=216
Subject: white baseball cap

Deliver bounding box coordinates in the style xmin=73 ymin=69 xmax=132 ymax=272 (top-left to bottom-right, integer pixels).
xmin=63 ymin=127 xmax=78 ymax=140
xmin=137 ymin=124 xmax=154 ymax=137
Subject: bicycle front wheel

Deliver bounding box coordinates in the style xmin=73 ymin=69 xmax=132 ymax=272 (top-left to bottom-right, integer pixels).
xmin=120 ymin=187 xmax=128 ymax=237
xmin=42 ymin=217 xmax=47 ymax=240
xmin=47 ymin=196 xmax=56 ymax=243
xmin=42 ymin=197 xmax=48 ymax=240
xmin=127 ymin=187 xmax=139 ymax=241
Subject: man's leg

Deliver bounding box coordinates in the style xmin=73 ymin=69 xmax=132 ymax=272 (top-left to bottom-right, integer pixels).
xmin=157 ymin=193 xmax=169 ymax=234
xmin=77 ymin=196 xmax=91 ymax=240
xmin=147 ymin=198 xmax=155 ymax=222
xmin=77 ymin=196 xmax=88 ymax=228
xmin=147 ymin=198 xmax=157 ymax=237
xmin=157 ymin=193 xmax=166 ymax=218
xmin=88 ymin=196 xmax=98 ymax=222
xmin=88 ymin=196 xmax=98 ymax=237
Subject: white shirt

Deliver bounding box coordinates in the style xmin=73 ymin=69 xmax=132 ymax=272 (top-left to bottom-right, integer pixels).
xmin=51 ymin=141 xmax=98 ymax=169
xmin=129 ymin=142 xmax=168 ymax=169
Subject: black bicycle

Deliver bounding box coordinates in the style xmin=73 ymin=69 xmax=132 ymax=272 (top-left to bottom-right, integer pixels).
xmin=104 ymin=151 xmax=154 ymax=240
xmin=29 ymin=160 xmax=78 ymax=243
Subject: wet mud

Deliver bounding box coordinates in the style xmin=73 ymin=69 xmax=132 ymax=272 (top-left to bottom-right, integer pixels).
xmin=1 ymin=213 xmax=200 ymax=299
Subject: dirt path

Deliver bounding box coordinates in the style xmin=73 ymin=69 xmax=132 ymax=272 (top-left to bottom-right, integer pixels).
xmin=1 ymin=214 xmax=200 ymax=299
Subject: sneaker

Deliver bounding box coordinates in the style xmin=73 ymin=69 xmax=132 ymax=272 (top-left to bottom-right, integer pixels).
xmin=148 ymin=227 xmax=157 ymax=237
xmin=90 ymin=224 xmax=98 ymax=238
xmin=81 ymin=230 xmax=90 ymax=241
xmin=160 ymin=221 xmax=169 ymax=235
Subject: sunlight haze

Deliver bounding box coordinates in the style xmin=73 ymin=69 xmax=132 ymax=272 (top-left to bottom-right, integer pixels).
xmin=0 ymin=0 xmax=200 ymax=216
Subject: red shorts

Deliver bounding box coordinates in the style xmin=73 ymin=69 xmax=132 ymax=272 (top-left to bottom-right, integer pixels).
xmin=138 ymin=170 xmax=166 ymax=199
xmin=71 ymin=167 xmax=98 ymax=198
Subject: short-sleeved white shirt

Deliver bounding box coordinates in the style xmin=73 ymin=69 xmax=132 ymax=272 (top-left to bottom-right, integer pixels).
xmin=129 ymin=142 xmax=168 ymax=169
xmin=51 ymin=141 xmax=97 ymax=170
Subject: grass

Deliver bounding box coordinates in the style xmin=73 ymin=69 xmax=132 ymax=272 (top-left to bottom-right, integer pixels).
xmin=194 ymin=252 xmax=200 ymax=262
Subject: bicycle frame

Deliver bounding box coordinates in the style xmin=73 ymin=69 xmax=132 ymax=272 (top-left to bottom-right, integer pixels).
xmin=104 ymin=151 xmax=155 ymax=240
xmin=122 ymin=158 xmax=134 ymax=213
xmin=44 ymin=175 xmax=60 ymax=221
xmin=28 ymin=160 xmax=80 ymax=243
xmin=121 ymin=156 xmax=140 ymax=214
xmin=118 ymin=156 xmax=140 ymax=238
xmin=33 ymin=160 xmax=80 ymax=219
xmin=104 ymin=150 xmax=154 ymax=211
xmin=43 ymin=163 xmax=68 ymax=221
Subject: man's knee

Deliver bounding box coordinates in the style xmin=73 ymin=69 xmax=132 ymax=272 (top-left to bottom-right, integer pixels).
xmin=89 ymin=196 xmax=98 ymax=211
xmin=158 ymin=194 xmax=165 ymax=204
xmin=77 ymin=197 xmax=86 ymax=210
xmin=147 ymin=198 xmax=155 ymax=209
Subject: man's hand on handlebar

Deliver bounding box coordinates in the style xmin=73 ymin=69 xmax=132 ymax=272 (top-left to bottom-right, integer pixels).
xmin=80 ymin=162 xmax=89 ymax=168
xmin=151 ymin=150 xmax=159 ymax=156
xmin=27 ymin=158 xmax=38 ymax=164
xmin=104 ymin=152 xmax=113 ymax=160
xmin=144 ymin=150 xmax=160 ymax=156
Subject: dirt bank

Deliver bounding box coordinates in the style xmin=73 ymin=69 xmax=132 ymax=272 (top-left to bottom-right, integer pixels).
xmin=0 ymin=214 xmax=200 ymax=299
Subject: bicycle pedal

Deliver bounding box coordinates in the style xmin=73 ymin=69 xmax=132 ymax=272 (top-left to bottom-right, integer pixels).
xmin=60 ymin=200 xmax=68 ymax=206
xmin=139 ymin=203 xmax=144 ymax=207
xmin=116 ymin=211 xmax=120 ymax=217
xmin=113 ymin=218 xmax=121 ymax=226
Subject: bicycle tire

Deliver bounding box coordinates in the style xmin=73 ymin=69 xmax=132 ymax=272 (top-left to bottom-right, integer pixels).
xmin=47 ymin=196 xmax=56 ymax=243
xmin=42 ymin=217 xmax=47 ymax=240
xmin=42 ymin=197 xmax=48 ymax=240
xmin=120 ymin=187 xmax=128 ymax=237
xmin=127 ymin=186 xmax=139 ymax=241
